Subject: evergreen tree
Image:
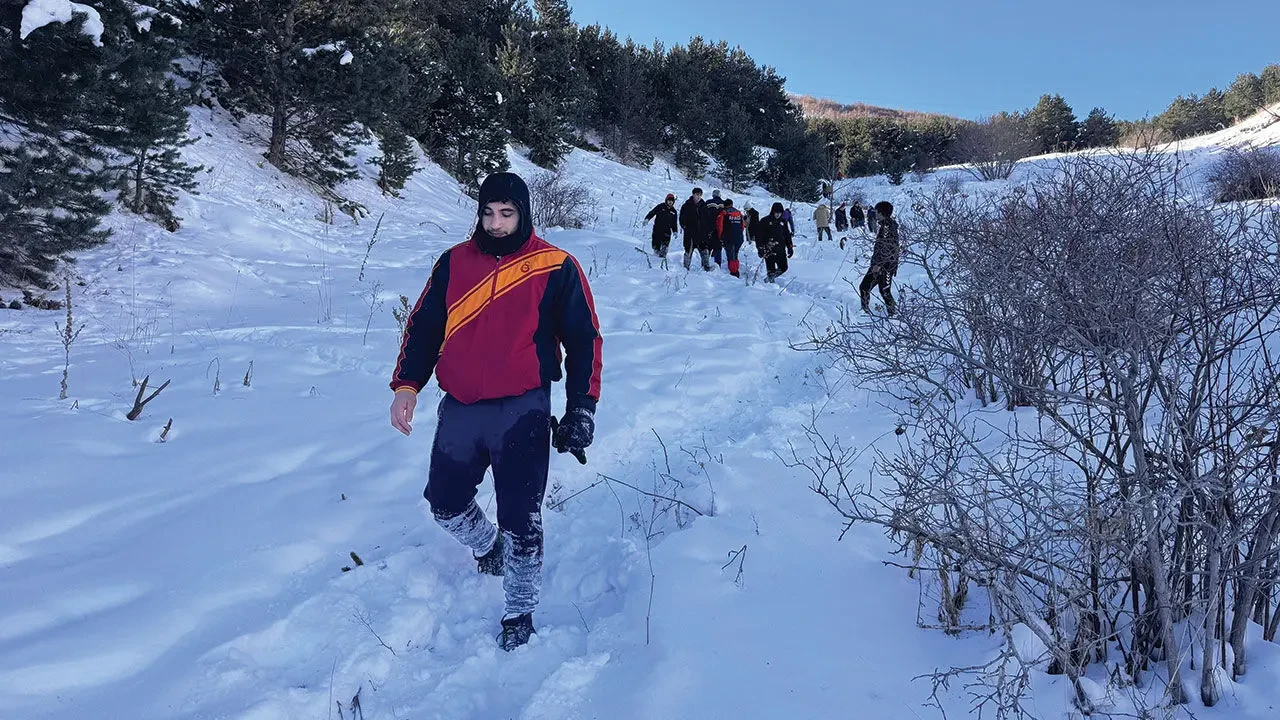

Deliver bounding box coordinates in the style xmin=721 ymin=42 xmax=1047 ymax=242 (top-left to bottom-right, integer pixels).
xmin=1261 ymin=64 xmax=1280 ymax=106
xmin=1026 ymin=94 xmax=1078 ymax=153
xmin=673 ymin=137 xmax=709 ymax=180
xmin=99 ymin=10 xmax=201 ymax=230
xmin=711 ymin=108 xmax=763 ymax=191
xmin=179 ymin=0 xmax=371 ymax=191
xmin=1157 ymin=91 xmax=1228 ymax=139
xmin=760 ymin=120 xmax=823 ymax=202
xmin=498 ymin=0 xmax=584 ymax=168
xmin=1077 ymin=107 xmax=1119 ymax=148
xmin=370 ymin=123 xmax=419 ymax=196
xmin=1224 ymin=73 xmax=1264 ymax=122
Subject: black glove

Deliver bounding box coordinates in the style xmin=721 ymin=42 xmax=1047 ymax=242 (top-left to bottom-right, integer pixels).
xmin=552 ymin=408 xmax=595 ymax=464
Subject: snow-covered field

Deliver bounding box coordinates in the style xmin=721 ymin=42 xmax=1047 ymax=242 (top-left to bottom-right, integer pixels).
xmin=2 ymin=103 xmax=1280 ymax=720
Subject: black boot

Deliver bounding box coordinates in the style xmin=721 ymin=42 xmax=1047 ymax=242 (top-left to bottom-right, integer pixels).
xmin=497 ymin=612 xmax=535 ymax=651
xmin=475 ymin=533 xmax=505 ymax=576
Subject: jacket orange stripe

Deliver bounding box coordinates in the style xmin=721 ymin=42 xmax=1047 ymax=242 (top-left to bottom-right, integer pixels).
xmin=492 ymin=250 xmax=567 ymax=297
xmin=442 ymin=252 xmax=567 ymax=347
xmin=447 ymin=267 xmax=496 ymax=317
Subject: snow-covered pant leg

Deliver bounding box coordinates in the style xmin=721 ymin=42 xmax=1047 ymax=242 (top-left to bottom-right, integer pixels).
xmin=859 ymin=268 xmax=896 ymax=310
xmin=488 ymin=389 xmax=552 ymax=616
xmin=424 ymin=396 xmax=498 ymax=556
xmin=683 ymin=250 xmax=693 ymax=269
xmin=699 ymin=249 xmax=713 ymax=271
xmin=817 ymin=227 xmax=833 ymax=242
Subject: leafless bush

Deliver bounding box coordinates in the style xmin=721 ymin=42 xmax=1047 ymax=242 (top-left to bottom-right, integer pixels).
xmin=1206 ymin=145 xmax=1280 ymax=203
xmin=797 ymin=152 xmax=1280 ymax=714
xmin=1119 ymin=123 xmax=1174 ymax=149
xmin=528 ymin=170 xmax=598 ymax=230
xmin=953 ymin=114 xmax=1037 ymax=181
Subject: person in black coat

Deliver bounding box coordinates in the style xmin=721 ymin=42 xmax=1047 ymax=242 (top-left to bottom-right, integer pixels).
xmin=850 ymin=202 xmax=865 ymax=229
xmin=679 ymin=188 xmax=705 ymax=270
xmin=757 ymin=202 xmax=795 ymax=283
xmin=859 ymin=201 xmax=900 ymax=315
xmin=644 ymin=193 xmax=680 ymax=257
xmin=702 ymin=189 xmax=726 ymax=269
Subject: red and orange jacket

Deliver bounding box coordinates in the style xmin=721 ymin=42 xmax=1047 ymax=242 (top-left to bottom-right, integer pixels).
xmin=391 ymin=234 xmax=603 ymax=413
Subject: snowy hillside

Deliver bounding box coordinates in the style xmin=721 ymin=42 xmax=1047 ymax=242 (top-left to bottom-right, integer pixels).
xmin=2 ymin=102 xmax=1280 ymax=720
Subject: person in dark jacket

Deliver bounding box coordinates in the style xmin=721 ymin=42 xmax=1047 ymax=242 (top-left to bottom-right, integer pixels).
xmin=702 ymin=189 xmax=726 ymax=269
xmin=745 ymin=205 xmax=761 ymax=246
xmin=782 ymin=205 xmax=796 ymax=236
xmin=757 ymin=202 xmax=794 ymax=283
xmin=850 ymin=202 xmax=865 ymax=230
xmin=644 ymin=193 xmax=680 ymax=257
xmin=859 ymin=200 xmax=899 ymax=315
xmin=390 ymin=172 xmax=603 ymax=652
xmin=717 ymin=199 xmax=746 ymax=277
xmin=835 ymin=202 xmax=849 ymax=232
xmin=866 ymin=203 xmax=878 ymax=235
xmin=679 ymin=188 xmax=705 ymax=270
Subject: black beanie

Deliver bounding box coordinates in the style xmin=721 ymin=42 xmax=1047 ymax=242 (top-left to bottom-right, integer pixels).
xmin=475 ymin=172 xmax=534 ymax=256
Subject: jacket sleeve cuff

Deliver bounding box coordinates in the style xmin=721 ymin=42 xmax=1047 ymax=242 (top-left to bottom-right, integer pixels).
xmin=391 ymin=381 xmax=422 ymax=394
xmin=566 ymin=394 xmax=597 ymax=415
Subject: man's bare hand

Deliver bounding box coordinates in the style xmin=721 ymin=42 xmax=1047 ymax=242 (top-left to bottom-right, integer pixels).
xmin=390 ymin=391 xmax=417 ymax=436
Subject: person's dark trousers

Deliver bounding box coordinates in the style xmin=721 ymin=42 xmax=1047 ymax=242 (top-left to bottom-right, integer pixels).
xmin=652 ymin=231 xmax=672 ymax=256
xmin=724 ymin=239 xmax=743 ymax=277
xmin=817 ymin=227 xmax=833 ymax=242
xmin=859 ymin=267 xmax=897 ymax=313
xmin=425 ymin=387 xmax=551 ymax=616
xmin=764 ymin=251 xmax=789 ymax=280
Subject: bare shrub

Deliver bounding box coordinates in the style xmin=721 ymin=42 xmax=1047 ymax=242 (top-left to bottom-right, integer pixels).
xmin=528 ymin=170 xmax=598 ymax=230
xmin=1206 ymin=145 xmax=1280 ymax=203
xmin=797 ymin=151 xmax=1280 ymax=714
xmin=1119 ymin=122 xmax=1174 ymax=149
xmin=953 ymin=113 xmax=1037 ymax=181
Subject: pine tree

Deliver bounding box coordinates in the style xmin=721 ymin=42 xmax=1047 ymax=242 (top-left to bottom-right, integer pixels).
xmin=1077 ymin=107 xmax=1119 ymax=148
xmin=711 ymin=108 xmax=763 ymax=192
xmin=178 ymin=0 xmax=370 ymax=191
xmin=98 ymin=11 xmax=201 ymax=230
xmin=759 ymin=120 xmax=823 ymax=202
xmin=1224 ymin=73 xmax=1264 ymax=122
xmin=1026 ymin=94 xmax=1078 ymax=154
xmin=370 ymin=124 xmax=419 ymax=196
xmin=674 ymin=138 xmax=708 ymax=180
xmin=1260 ymin=64 xmax=1280 ymax=106
xmin=497 ymin=0 xmax=583 ymax=169
xmin=1 ymin=3 xmax=113 ymax=286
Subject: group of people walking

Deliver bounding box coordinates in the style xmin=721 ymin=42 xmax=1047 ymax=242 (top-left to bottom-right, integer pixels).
xmin=644 ymin=187 xmax=796 ymax=282
xmin=646 ymin=188 xmax=901 ymax=311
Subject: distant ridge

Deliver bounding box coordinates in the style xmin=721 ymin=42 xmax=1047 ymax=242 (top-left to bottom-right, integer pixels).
xmin=790 ymin=94 xmax=962 ymax=123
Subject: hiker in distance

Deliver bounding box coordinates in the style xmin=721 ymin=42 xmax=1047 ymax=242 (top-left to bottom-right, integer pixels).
xmin=679 ymin=187 xmax=707 ymax=270
xmin=389 ymin=172 xmax=604 ymax=651
xmin=644 ymin=193 xmax=680 ymax=258
xmin=859 ymin=200 xmax=900 ymax=316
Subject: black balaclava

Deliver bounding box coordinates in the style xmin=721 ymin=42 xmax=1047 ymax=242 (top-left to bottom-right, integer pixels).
xmin=474 ymin=172 xmax=534 ymax=257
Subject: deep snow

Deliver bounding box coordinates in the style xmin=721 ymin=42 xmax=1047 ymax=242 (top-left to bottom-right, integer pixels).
xmin=2 ymin=102 xmax=1280 ymax=720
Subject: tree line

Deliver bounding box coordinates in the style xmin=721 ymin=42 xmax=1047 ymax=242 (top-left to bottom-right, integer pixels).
xmin=1 ymin=0 xmax=827 ymax=289
xmin=822 ymin=63 xmax=1280 ymax=185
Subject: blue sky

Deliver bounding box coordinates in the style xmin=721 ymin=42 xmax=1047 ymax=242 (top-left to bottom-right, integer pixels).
xmin=566 ymin=0 xmax=1280 ymax=121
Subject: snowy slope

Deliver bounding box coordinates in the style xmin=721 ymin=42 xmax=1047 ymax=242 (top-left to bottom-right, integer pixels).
xmin=2 ymin=102 xmax=1279 ymax=720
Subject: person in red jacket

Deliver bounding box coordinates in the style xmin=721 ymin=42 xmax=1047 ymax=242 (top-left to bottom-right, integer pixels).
xmin=389 ymin=172 xmax=603 ymax=651
xmin=716 ymin=199 xmax=746 ymax=277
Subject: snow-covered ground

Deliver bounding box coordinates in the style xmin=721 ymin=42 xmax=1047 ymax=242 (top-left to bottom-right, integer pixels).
xmin=2 ymin=102 xmax=1280 ymax=720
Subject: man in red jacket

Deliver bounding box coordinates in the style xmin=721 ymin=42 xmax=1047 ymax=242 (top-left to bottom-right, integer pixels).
xmin=389 ymin=172 xmax=603 ymax=651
